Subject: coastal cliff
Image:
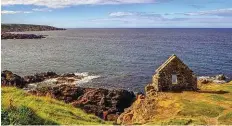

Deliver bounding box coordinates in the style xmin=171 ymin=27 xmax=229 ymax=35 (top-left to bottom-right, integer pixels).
xmin=1 ymin=70 xmax=135 ymax=123
xmin=1 ymin=24 xmax=65 ymax=32
xmin=117 ymin=80 xmax=232 ymax=125
xmin=1 ymin=24 xmax=66 ymax=39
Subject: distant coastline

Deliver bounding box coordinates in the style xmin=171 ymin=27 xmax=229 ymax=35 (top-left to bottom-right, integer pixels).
xmin=1 ymin=24 xmax=66 ymax=39
xmin=1 ymin=24 xmax=66 ymax=32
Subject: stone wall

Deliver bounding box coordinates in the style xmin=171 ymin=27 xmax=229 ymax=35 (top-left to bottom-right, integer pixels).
xmin=150 ymin=56 xmax=197 ymax=92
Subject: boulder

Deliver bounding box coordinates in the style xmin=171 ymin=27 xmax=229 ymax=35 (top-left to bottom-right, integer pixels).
xmin=61 ymin=73 xmax=76 ymax=77
xmin=1 ymin=70 xmax=25 ymax=88
xmin=198 ymin=78 xmax=211 ymax=84
xmin=1 ymin=70 xmax=59 ymax=88
xmin=71 ymin=87 xmax=135 ymax=121
xmin=23 ymin=71 xmax=58 ymax=84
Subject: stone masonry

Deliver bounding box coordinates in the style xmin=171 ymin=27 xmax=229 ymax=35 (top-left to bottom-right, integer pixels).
xmin=146 ymin=54 xmax=197 ymax=93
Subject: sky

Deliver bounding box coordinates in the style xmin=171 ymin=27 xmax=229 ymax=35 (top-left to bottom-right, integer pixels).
xmin=1 ymin=0 xmax=232 ymax=28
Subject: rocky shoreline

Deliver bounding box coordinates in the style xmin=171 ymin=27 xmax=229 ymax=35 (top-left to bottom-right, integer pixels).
xmin=1 ymin=32 xmax=46 ymax=40
xmin=1 ymin=70 xmax=136 ymax=122
xmin=1 ymin=70 xmax=231 ymax=123
xmin=1 ymin=24 xmax=66 ymax=40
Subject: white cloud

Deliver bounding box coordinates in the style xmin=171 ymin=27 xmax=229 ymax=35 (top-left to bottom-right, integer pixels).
xmin=32 ymin=8 xmax=52 ymax=12
xmin=91 ymin=10 xmax=232 ymax=27
xmin=1 ymin=0 xmax=156 ymax=8
xmin=185 ymin=8 xmax=232 ymax=16
xmin=109 ymin=12 xmax=134 ymax=17
xmin=109 ymin=11 xmax=162 ymax=18
xmin=2 ymin=8 xmax=52 ymax=15
xmin=1 ymin=10 xmax=32 ymax=14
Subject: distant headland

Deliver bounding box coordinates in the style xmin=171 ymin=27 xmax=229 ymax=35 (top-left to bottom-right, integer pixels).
xmin=1 ymin=24 xmax=66 ymax=39
xmin=1 ymin=24 xmax=66 ymax=32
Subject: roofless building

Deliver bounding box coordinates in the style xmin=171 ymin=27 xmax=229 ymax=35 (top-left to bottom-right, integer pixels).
xmin=146 ymin=54 xmax=197 ymax=92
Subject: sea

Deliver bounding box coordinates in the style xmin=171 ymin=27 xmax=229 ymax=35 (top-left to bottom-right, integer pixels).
xmin=2 ymin=28 xmax=232 ymax=92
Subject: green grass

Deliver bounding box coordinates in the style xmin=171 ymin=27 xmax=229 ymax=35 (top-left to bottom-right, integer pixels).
xmin=218 ymin=112 xmax=232 ymax=125
xmin=118 ymin=81 xmax=232 ymax=125
xmin=1 ymin=87 xmax=109 ymax=125
xmin=209 ymin=95 xmax=227 ymax=101
xmin=161 ymin=118 xmax=193 ymax=125
xmin=179 ymin=100 xmax=224 ymax=118
xmin=2 ymin=106 xmax=57 ymax=125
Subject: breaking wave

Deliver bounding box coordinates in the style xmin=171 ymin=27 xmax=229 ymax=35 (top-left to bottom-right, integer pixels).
xmin=75 ymin=72 xmax=101 ymax=85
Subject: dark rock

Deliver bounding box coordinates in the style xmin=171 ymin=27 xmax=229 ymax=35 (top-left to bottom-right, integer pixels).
xmin=23 ymin=76 xmax=38 ymax=84
xmin=28 ymin=84 xmax=135 ymax=122
xmin=1 ymin=70 xmax=25 ymax=88
xmin=24 ymin=71 xmax=58 ymax=84
xmin=2 ymin=70 xmax=135 ymax=122
xmin=1 ymin=32 xmax=45 ymax=40
xmin=200 ymin=79 xmax=210 ymax=84
xmin=34 ymin=71 xmax=58 ymax=78
xmin=2 ymin=24 xmax=66 ymax=32
xmin=1 ymin=70 xmax=59 ymax=88
xmin=61 ymin=73 xmax=76 ymax=77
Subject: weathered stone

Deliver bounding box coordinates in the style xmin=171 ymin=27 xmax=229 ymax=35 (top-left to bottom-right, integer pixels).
xmin=147 ymin=54 xmax=197 ymax=93
xmin=107 ymin=114 xmax=119 ymax=121
xmin=61 ymin=73 xmax=76 ymax=77
xmin=23 ymin=71 xmax=58 ymax=84
xmin=1 ymin=70 xmax=25 ymax=88
xmin=28 ymin=84 xmax=135 ymax=122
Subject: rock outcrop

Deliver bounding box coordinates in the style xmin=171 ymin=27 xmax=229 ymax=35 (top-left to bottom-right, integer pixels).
xmin=117 ymin=93 xmax=160 ymax=124
xmin=1 ymin=32 xmax=45 ymax=39
xmin=1 ymin=70 xmax=135 ymax=122
xmin=198 ymin=74 xmax=228 ymax=84
xmin=1 ymin=24 xmax=66 ymax=32
xmin=23 ymin=71 xmax=58 ymax=84
xmin=28 ymin=84 xmax=135 ymax=121
xmin=1 ymin=70 xmax=25 ymax=88
xmin=1 ymin=70 xmax=83 ymax=88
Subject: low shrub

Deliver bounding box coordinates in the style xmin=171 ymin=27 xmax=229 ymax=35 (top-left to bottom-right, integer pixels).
xmin=1 ymin=105 xmax=57 ymax=125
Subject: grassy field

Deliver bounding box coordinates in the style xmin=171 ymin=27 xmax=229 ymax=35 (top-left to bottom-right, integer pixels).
xmin=152 ymin=81 xmax=232 ymax=125
xmin=118 ymin=81 xmax=232 ymax=125
xmin=1 ymin=87 xmax=109 ymax=125
xmin=2 ymin=82 xmax=232 ymax=125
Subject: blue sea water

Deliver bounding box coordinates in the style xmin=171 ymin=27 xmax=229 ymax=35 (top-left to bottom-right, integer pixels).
xmin=2 ymin=28 xmax=232 ymax=92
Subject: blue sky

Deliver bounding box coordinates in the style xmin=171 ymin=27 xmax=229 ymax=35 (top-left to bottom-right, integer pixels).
xmin=1 ymin=0 xmax=232 ymax=28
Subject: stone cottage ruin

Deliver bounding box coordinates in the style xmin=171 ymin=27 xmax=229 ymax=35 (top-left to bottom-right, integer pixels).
xmin=146 ymin=54 xmax=197 ymax=93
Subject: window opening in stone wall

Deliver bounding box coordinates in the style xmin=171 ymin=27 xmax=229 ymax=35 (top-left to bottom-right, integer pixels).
xmin=172 ymin=74 xmax=177 ymax=84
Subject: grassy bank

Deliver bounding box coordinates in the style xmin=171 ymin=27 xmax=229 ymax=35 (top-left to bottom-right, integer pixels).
xmin=1 ymin=87 xmax=108 ymax=125
xmin=152 ymin=81 xmax=232 ymax=125
xmin=118 ymin=81 xmax=232 ymax=125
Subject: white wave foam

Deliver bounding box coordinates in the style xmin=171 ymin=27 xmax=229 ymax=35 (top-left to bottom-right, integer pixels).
xmin=197 ymin=76 xmax=211 ymax=80
xmin=26 ymin=72 xmax=100 ymax=89
xmin=77 ymin=75 xmax=101 ymax=84
xmin=74 ymin=72 xmax=101 ymax=84
xmin=74 ymin=72 xmax=89 ymax=77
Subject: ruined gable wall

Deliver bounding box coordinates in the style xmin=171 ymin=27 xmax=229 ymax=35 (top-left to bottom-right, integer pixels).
xmin=152 ymin=58 xmax=197 ymax=91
